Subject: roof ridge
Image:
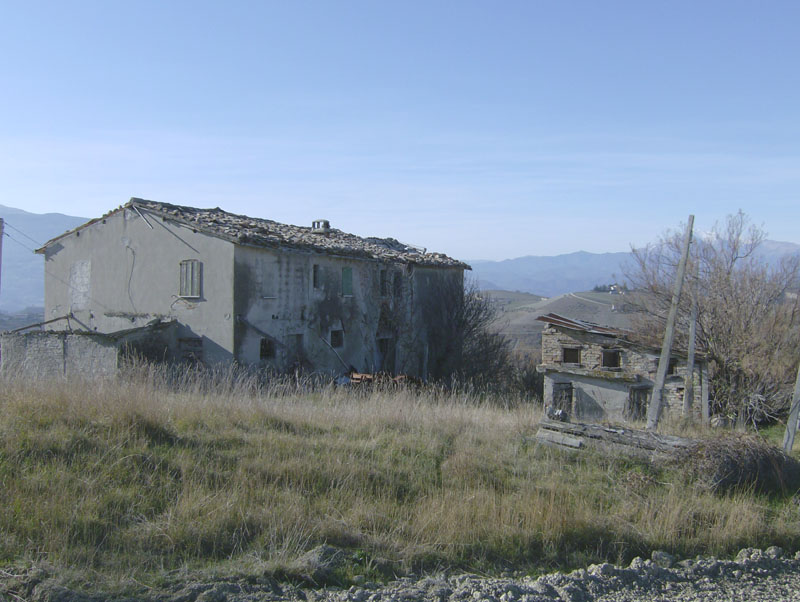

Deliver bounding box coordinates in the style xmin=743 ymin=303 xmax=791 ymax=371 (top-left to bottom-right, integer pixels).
xmin=38 ymin=198 xmax=470 ymax=270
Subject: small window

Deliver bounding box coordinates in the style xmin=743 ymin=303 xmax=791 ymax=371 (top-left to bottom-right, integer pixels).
xmin=667 ymin=358 xmax=678 ymax=375
xmin=260 ymin=338 xmax=275 ymax=360
xmin=179 ymin=259 xmax=202 ymax=298
xmin=562 ymin=347 xmax=581 ymax=364
xmin=341 ymin=267 xmax=353 ymax=296
xmin=289 ymin=333 xmax=303 ymax=354
xmin=393 ymin=272 xmax=403 ymax=297
xmin=179 ymin=337 xmax=203 ymax=363
xmin=627 ymin=387 xmax=649 ymax=421
xmin=602 ymin=349 xmax=621 ymax=369
xmin=379 ymin=269 xmax=389 ymax=296
xmin=330 ymin=329 xmax=344 ymax=348
xmin=552 ymin=383 xmax=573 ymax=415
xmin=312 ymin=264 xmax=320 ymax=289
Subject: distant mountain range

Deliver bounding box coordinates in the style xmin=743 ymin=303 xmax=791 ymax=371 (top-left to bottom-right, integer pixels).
xmin=468 ymin=241 xmax=800 ymax=297
xmin=1 ymin=204 xmax=799 ymax=311
xmin=0 ymin=205 xmax=87 ymax=311
xmin=469 ymin=251 xmax=632 ymax=297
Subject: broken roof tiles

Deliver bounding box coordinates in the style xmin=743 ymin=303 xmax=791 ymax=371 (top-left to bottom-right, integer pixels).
xmin=39 ymin=198 xmax=470 ymax=270
xmin=535 ymin=313 xmax=627 ymax=337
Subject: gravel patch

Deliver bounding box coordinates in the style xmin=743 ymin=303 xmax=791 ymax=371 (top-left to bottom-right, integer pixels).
xmin=3 ymin=547 xmax=800 ymax=602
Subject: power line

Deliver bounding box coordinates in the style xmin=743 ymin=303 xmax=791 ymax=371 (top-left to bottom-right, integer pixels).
xmin=2 ymin=231 xmax=38 ymax=254
xmin=2 ymin=220 xmax=42 ymax=248
xmin=2 ymin=230 xmax=111 ymax=311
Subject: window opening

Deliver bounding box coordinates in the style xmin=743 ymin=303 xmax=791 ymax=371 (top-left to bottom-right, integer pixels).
xmin=380 ymin=269 xmax=388 ymax=296
xmin=330 ymin=329 xmax=344 ymax=348
xmin=341 ymin=267 xmax=353 ymax=296
xmin=179 ymin=337 xmax=203 ymax=363
xmin=312 ymin=264 xmax=320 ymax=289
xmin=552 ymin=383 xmax=573 ymax=416
xmin=179 ymin=259 xmax=202 ymax=298
xmin=626 ymin=386 xmax=650 ymax=421
xmin=667 ymin=358 xmax=678 ymax=375
xmin=393 ymin=272 xmax=403 ymax=297
xmin=289 ymin=334 xmax=303 ymax=354
xmin=260 ymin=338 xmax=275 ymax=360
xmin=562 ymin=347 xmax=581 ymax=364
xmin=602 ymin=349 xmax=621 ymax=369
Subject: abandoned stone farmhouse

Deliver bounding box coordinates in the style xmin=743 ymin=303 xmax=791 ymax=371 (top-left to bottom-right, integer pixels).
xmin=2 ymin=198 xmax=468 ymax=378
xmin=537 ymin=313 xmax=708 ymax=423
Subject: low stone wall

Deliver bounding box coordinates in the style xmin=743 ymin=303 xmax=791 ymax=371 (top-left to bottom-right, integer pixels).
xmin=0 ymin=331 xmax=121 ymax=380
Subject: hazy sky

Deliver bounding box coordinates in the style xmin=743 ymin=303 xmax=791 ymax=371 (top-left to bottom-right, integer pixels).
xmin=1 ymin=1 xmax=798 ymax=260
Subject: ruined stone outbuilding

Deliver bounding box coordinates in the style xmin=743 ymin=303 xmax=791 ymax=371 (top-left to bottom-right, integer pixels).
xmin=0 ymin=318 xmax=179 ymax=380
xmin=13 ymin=198 xmax=468 ymax=378
xmin=536 ymin=313 xmax=708 ymax=423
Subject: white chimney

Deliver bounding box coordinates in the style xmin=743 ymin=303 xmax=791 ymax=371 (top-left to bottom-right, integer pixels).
xmin=312 ymin=219 xmax=331 ymax=234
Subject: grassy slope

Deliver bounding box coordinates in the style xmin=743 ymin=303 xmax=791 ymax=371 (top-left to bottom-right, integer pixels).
xmin=485 ymin=290 xmax=641 ymax=357
xmin=1 ymin=368 xmax=798 ymax=584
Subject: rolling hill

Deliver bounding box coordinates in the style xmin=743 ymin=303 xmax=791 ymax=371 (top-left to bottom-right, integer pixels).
xmin=487 ymin=289 xmax=640 ymax=357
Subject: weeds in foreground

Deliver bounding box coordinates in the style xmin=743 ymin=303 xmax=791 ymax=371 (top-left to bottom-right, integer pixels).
xmin=0 ymin=365 xmax=798 ymax=584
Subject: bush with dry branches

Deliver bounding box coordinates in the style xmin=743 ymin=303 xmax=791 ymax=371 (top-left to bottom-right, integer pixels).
xmin=421 ymin=277 xmax=515 ymax=389
xmin=627 ymin=211 xmax=800 ymax=426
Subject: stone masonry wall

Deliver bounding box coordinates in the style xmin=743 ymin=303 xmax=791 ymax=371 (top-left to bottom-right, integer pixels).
xmin=540 ymin=324 xmax=707 ymax=421
xmin=0 ymin=332 xmax=119 ymax=380
xmin=540 ymin=324 xmax=703 ymax=390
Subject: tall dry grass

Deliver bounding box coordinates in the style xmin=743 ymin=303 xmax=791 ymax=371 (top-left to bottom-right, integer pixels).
xmin=0 ymin=364 xmax=798 ymax=582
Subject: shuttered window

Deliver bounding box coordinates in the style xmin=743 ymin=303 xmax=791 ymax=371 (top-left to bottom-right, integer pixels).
xmin=179 ymin=259 xmax=202 ymax=298
xmin=341 ymin=266 xmax=353 ymax=296
xmin=380 ymin=269 xmax=388 ymax=296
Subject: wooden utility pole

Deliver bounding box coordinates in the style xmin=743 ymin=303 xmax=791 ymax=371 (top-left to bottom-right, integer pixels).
xmin=682 ymin=263 xmax=699 ymax=417
xmin=782 ymin=364 xmax=800 ymax=454
xmin=701 ymin=370 xmax=710 ymax=425
xmin=646 ymin=215 xmax=694 ymax=431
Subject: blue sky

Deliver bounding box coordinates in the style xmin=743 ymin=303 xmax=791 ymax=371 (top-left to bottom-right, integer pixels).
xmin=1 ymin=0 xmax=798 ymax=260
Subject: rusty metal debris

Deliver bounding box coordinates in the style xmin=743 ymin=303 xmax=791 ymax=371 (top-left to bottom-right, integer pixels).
xmin=346 ymin=372 xmax=422 ymax=387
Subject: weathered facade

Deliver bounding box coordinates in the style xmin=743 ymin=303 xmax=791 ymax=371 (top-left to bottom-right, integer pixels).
xmin=30 ymin=198 xmax=468 ymax=377
xmin=537 ymin=313 xmax=708 ymax=423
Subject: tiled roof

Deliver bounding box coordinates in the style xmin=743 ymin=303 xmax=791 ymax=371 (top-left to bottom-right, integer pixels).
xmin=39 ymin=198 xmax=470 ymax=269
xmin=537 ymin=312 xmax=707 ymax=359
xmin=535 ymin=313 xmax=626 ymax=336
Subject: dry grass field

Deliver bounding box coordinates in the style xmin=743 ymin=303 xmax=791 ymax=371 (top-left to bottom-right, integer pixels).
xmin=1 ymin=364 xmax=799 ymax=585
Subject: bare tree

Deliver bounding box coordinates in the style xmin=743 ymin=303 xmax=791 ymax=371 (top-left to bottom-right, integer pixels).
xmin=423 ymin=277 xmax=515 ymax=388
xmin=627 ymin=211 xmax=800 ymax=426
